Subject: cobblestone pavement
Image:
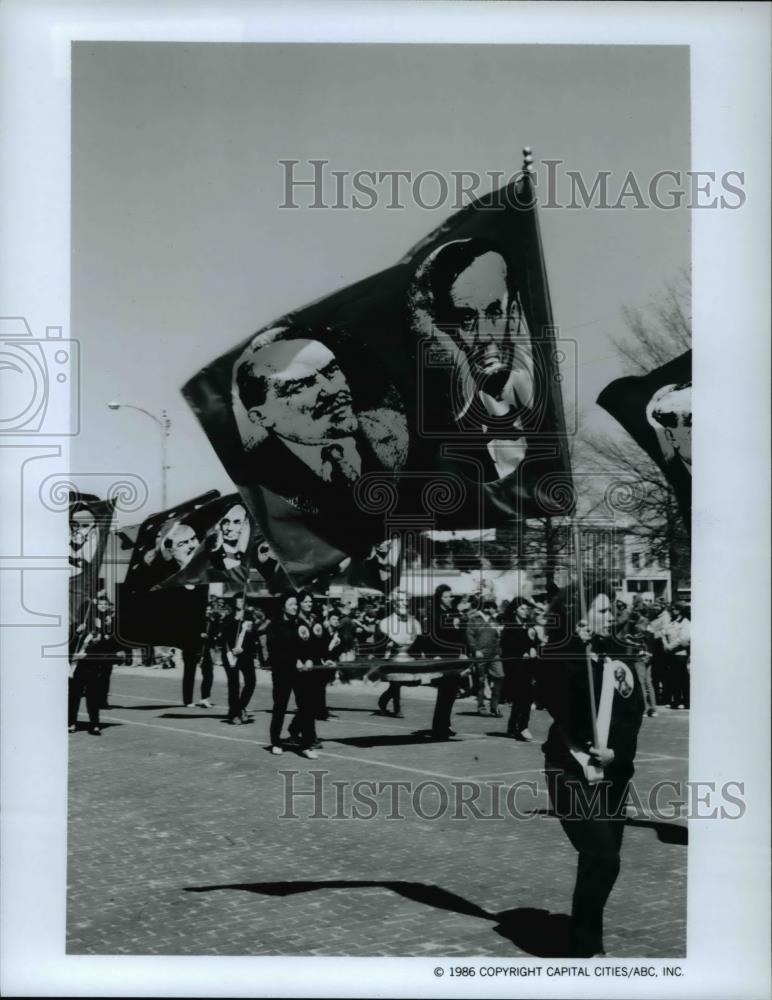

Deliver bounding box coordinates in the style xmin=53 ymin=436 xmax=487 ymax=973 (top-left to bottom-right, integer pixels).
xmin=67 ymin=668 xmax=688 ymax=957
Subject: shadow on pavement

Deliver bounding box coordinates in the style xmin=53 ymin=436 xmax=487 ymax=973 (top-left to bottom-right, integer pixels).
xmin=112 ymin=704 xmax=182 ymax=711
xmin=324 ymin=734 xmax=448 ymax=748
xmin=493 ymin=907 xmax=573 ymax=957
xmin=159 ymin=713 xmax=225 ymax=721
xmin=528 ymin=808 xmax=688 ymax=845
xmin=184 ymin=879 xmax=573 ymax=956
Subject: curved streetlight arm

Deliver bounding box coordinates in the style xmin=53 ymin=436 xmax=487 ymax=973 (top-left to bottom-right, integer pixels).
xmin=115 ymin=404 xmax=165 ymax=431
xmin=108 ymin=403 xmax=171 ymax=508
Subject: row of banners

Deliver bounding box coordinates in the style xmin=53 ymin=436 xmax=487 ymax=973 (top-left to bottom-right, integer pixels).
xmin=70 ymin=160 xmax=691 ymax=646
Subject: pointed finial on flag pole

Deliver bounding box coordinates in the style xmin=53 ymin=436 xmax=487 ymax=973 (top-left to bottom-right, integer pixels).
xmin=522 ymin=146 xmax=534 ymax=175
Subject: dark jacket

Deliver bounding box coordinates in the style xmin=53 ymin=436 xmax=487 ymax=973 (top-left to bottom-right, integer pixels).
xmin=540 ymin=633 xmax=644 ymax=782
xmin=266 ymin=615 xmax=301 ymax=671
xmin=500 ymin=620 xmax=538 ymax=666
xmin=419 ymin=600 xmax=466 ymax=658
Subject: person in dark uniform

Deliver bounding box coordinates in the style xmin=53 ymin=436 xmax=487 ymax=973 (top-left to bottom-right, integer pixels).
xmin=184 ymin=599 xmax=223 ymax=708
xmin=539 ymin=578 xmax=644 ymax=957
xmin=267 ymin=592 xmax=319 ymax=758
xmin=222 ymin=597 xmax=258 ymax=725
xmin=92 ymin=595 xmax=120 ymax=709
xmin=501 ymin=597 xmax=538 ymax=740
xmin=68 ymin=602 xmax=121 ymax=735
xmin=287 ymin=591 xmax=326 ymax=740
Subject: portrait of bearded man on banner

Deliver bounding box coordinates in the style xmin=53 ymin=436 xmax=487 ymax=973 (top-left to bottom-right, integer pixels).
xmin=405 ymin=237 xmax=538 ymax=486
xmin=132 ymin=517 xmax=201 ymax=591
xmin=208 ymin=501 xmax=251 ymax=574
xmin=231 ymin=327 xmax=409 ymax=525
xmin=69 ymin=505 xmax=99 ymax=578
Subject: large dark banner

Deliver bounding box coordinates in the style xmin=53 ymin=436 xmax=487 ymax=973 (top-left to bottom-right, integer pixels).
xmin=69 ymin=492 xmax=116 ymax=626
xmin=597 ymin=350 xmax=691 ymax=527
xmin=123 ymin=491 xmax=220 ymax=592
xmin=183 ymin=168 xmax=572 ymax=577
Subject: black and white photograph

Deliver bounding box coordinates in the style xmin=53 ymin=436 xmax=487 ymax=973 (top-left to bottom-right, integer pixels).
xmin=0 ymin=3 xmax=769 ymax=998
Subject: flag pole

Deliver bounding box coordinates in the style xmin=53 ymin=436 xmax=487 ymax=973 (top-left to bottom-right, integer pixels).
xmin=572 ymin=519 xmax=599 ymax=747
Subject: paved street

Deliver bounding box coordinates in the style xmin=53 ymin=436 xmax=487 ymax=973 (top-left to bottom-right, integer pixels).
xmin=67 ymin=666 xmax=687 ymax=957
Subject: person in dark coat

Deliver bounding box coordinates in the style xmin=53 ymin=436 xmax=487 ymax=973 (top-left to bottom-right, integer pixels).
xmin=68 ymin=599 xmax=121 ymax=735
xmin=222 ymin=597 xmax=258 ymax=725
xmin=421 ymin=584 xmax=467 ymax=740
xmin=539 ymin=578 xmax=644 ymax=957
xmin=267 ymin=592 xmax=319 ymax=758
xmin=500 ymin=597 xmax=538 ymax=740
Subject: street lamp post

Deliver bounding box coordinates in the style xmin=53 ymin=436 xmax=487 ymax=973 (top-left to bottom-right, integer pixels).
xmin=107 ymin=402 xmax=171 ymax=509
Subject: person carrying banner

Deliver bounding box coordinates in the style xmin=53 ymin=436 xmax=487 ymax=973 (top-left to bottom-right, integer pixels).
xmin=538 ymin=577 xmax=644 ymax=958
xmin=68 ymin=602 xmax=121 ymax=735
xmin=267 ymin=593 xmax=319 ymax=758
xmin=222 ymin=596 xmax=258 ymax=725
xmin=91 ymin=593 xmax=120 ymax=709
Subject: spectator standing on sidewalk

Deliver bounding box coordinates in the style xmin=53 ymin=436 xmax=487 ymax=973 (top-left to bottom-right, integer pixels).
xmin=466 ymin=597 xmax=504 ymax=717
xmin=663 ymin=605 xmax=690 ymax=709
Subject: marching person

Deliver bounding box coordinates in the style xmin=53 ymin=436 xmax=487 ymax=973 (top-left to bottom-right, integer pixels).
xmin=68 ymin=601 xmax=120 ymax=735
xmin=92 ymin=594 xmax=120 ymax=709
xmin=183 ymin=598 xmax=223 ymax=709
xmin=222 ymin=597 xmax=258 ymax=725
xmin=288 ymin=591 xmax=326 ymax=739
xmin=501 ymin=597 xmax=538 ymax=740
xmin=267 ymin=592 xmax=319 ymax=758
xmin=539 ymin=578 xmax=644 ymax=957
xmin=421 ymin=584 xmax=467 ymax=740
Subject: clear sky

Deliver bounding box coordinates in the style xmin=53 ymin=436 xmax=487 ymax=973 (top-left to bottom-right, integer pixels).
xmin=71 ymin=42 xmax=690 ymax=525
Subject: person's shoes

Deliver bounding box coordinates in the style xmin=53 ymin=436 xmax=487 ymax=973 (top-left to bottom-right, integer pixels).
xmin=68 ymin=724 xmax=77 ymax=734
xmin=301 ymin=748 xmax=319 ymax=760
xmin=430 ymin=729 xmax=456 ymax=741
xmin=311 ymin=739 xmax=323 ymax=749
xmin=228 ymin=716 xmax=243 ymax=725
xmin=270 ymin=745 xmax=283 ymax=755
xmin=198 ymin=698 xmax=215 ymax=708
xmin=477 ymin=708 xmax=488 ymax=716
xmin=519 ymin=728 xmax=534 ymax=742
xmin=240 ymin=711 xmax=253 ymax=724
xmin=89 ymin=726 xmax=101 ymax=736
xmin=393 ymin=711 xmax=404 ymax=719
xmin=101 ymin=703 xmax=112 ymax=710
xmin=284 ymin=735 xmax=301 ymax=746
xmin=185 ymin=703 xmax=196 ymax=708
xmin=489 ymin=709 xmax=502 ymax=718
xmin=647 ymin=708 xmax=658 ymax=717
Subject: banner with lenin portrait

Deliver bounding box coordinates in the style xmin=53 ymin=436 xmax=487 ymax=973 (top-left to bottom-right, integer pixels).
xmin=183 ymin=163 xmax=573 ymax=580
